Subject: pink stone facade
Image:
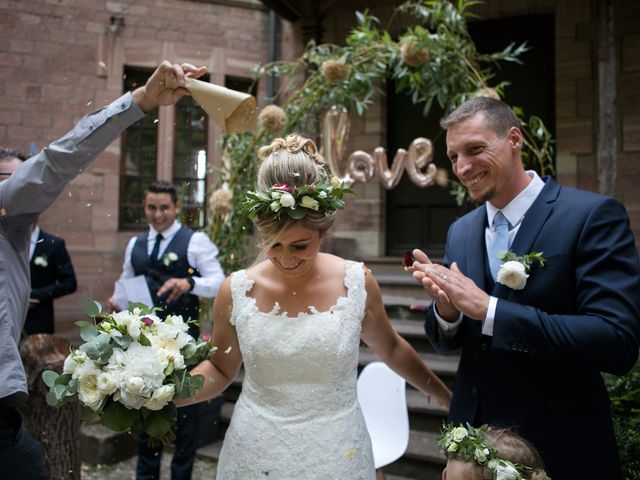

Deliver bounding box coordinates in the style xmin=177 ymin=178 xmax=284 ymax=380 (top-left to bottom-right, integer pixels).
xmin=0 ymin=0 xmax=270 ymax=337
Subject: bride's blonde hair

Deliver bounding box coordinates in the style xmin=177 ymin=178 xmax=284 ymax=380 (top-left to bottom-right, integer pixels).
xmin=253 ymin=134 xmax=336 ymax=246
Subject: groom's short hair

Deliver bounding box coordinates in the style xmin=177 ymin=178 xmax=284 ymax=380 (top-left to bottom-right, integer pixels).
xmin=440 ymin=97 xmax=520 ymax=137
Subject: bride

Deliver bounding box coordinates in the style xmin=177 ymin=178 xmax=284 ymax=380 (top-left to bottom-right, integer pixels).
xmin=178 ymin=134 xmax=452 ymax=478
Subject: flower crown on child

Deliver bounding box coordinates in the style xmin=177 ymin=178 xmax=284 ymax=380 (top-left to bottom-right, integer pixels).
xmin=439 ymin=423 xmax=550 ymax=480
xmin=241 ymin=176 xmax=354 ymax=221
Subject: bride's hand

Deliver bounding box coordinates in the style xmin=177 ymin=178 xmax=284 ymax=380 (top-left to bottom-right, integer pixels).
xmin=430 ymin=386 xmax=452 ymax=410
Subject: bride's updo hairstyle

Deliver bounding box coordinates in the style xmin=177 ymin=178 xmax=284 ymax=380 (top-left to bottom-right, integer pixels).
xmin=253 ymin=134 xmax=337 ymax=244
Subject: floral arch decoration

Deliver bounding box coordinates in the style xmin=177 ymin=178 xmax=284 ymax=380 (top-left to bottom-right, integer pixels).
xmin=206 ymin=0 xmax=554 ymax=272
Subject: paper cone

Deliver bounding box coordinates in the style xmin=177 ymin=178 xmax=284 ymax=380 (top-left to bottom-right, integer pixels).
xmin=172 ymin=77 xmax=256 ymax=133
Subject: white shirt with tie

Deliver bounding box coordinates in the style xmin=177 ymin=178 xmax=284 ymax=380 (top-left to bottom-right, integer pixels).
xmin=436 ymin=171 xmax=545 ymax=337
xmin=115 ymin=220 xmax=225 ymax=298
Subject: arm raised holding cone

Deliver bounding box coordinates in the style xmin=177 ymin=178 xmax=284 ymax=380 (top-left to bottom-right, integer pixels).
xmin=132 ymin=61 xmax=207 ymax=112
xmin=0 ymin=60 xmax=207 ymax=479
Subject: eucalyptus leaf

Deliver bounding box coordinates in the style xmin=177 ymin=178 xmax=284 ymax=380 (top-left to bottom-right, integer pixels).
xmin=80 ymin=324 xmax=99 ymax=342
xmin=84 ymin=298 xmax=102 ymax=318
xmin=42 ymin=370 xmax=59 ymax=388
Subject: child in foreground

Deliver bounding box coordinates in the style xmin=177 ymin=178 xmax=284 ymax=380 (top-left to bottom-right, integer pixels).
xmin=440 ymin=423 xmax=550 ymax=480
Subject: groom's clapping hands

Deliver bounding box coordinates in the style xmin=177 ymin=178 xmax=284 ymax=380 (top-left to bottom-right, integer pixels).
xmin=411 ymin=248 xmax=489 ymax=322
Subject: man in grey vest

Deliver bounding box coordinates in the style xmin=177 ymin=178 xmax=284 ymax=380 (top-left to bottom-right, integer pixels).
xmin=108 ymin=180 xmax=224 ymax=480
xmin=0 ymin=61 xmax=208 ymax=479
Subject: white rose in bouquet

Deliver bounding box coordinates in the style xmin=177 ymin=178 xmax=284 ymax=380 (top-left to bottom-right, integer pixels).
xmin=63 ymin=350 xmax=88 ymax=375
xmin=76 ymin=362 xmax=106 ymax=412
xmin=97 ymin=371 xmax=118 ymax=395
xmin=43 ymin=300 xmax=216 ymax=444
xmin=144 ymin=385 xmax=176 ymax=411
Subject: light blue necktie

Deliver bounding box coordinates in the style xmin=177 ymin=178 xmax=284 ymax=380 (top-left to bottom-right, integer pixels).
xmin=489 ymin=211 xmax=510 ymax=280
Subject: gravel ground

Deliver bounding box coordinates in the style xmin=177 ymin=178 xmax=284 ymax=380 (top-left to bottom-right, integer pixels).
xmin=81 ymin=453 xmax=218 ymax=479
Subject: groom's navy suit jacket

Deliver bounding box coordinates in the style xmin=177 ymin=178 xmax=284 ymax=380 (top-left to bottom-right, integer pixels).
xmin=426 ymin=177 xmax=640 ymax=480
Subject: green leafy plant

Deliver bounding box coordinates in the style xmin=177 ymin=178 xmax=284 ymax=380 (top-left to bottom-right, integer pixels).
xmin=207 ymin=0 xmax=554 ymax=273
xmin=604 ymin=363 xmax=640 ymax=480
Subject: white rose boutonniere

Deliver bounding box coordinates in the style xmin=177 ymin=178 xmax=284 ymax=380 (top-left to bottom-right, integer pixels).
xmin=34 ymin=255 xmax=48 ymax=267
xmin=162 ymin=251 xmax=179 ymax=267
xmin=496 ymin=251 xmax=545 ymax=290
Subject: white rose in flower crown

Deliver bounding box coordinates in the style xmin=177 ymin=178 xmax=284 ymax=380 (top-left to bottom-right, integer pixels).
xmin=497 ymin=260 xmax=529 ymax=290
xmin=270 ymin=201 xmax=281 ymax=212
xmin=495 ymin=462 xmax=520 ymax=480
xmin=300 ymin=195 xmax=320 ymax=211
xmin=474 ymin=447 xmax=490 ymax=463
xmin=451 ymin=426 xmax=468 ymax=442
xmin=447 ymin=442 xmax=458 ymax=453
xmin=279 ymin=192 xmax=295 ymax=208
xmin=143 ymin=385 xmax=175 ymax=411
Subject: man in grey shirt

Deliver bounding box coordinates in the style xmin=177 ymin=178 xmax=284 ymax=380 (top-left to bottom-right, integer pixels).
xmin=0 ymin=60 xmax=207 ymax=478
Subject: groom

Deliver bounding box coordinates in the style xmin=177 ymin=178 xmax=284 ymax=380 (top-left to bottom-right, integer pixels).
xmin=412 ymin=97 xmax=640 ymax=479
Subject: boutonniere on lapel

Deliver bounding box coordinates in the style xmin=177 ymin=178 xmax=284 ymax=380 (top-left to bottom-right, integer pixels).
xmin=496 ymin=251 xmax=545 ymax=290
xmin=162 ymin=251 xmax=178 ymax=267
xmin=34 ymin=255 xmax=48 ymax=267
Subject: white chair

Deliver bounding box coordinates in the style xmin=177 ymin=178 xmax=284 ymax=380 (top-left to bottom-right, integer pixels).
xmin=357 ymin=361 xmax=410 ymax=473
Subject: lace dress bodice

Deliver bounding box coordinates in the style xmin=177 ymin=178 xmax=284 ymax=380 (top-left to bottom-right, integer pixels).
xmin=215 ymin=260 xmax=375 ymax=479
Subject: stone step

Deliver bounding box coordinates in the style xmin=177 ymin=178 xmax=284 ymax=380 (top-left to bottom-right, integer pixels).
xmin=358 ymin=348 xmax=459 ymax=380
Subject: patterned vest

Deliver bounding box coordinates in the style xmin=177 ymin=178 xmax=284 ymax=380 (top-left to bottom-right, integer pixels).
xmin=131 ymin=227 xmax=200 ymax=338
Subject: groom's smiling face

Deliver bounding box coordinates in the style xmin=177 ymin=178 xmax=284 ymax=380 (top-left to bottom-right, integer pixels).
xmin=446 ymin=112 xmax=523 ymax=208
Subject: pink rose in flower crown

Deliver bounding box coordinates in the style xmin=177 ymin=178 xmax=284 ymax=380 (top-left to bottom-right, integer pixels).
xmin=273 ymin=183 xmax=293 ymax=193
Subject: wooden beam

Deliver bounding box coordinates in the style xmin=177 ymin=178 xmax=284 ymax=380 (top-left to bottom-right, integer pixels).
xmin=596 ymin=0 xmax=617 ymax=196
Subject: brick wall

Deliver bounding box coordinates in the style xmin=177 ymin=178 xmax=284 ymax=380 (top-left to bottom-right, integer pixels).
xmin=0 ymin=0 xmax=270 ymax=337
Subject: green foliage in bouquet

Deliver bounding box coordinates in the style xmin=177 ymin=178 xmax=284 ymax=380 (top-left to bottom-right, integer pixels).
xmin=42 ymin=299 xmax=216 ymax=444
xmin=207 ymin=0 xmax=554 ymax=273
xmin=604 ymin=363 xmax=640 ymax=480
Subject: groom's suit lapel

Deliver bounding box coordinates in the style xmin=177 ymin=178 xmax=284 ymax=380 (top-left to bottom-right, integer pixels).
xmin=492 ymin=176 xmax=561 ymax=299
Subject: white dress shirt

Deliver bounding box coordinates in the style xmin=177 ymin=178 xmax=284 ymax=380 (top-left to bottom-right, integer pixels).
xmin=436 ymin=171 xmax=545 ymax=336
xmin=29 ymin=225 xmax=40 ymax=261
xmin=115 ymin=220 xmax=225 ymax=298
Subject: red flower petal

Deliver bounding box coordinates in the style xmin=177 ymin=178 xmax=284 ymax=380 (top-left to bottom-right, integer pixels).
xmin=273 ymin=183 xmax=293 ymax=193
xmin=402 ymin=250 xmax=414 ymax=269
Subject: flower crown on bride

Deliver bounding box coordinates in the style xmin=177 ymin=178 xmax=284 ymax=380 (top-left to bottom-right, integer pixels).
xmin=439 ymin=423 xmax=550 ymax=480
xmin=242 ymin=177 xmax=354 ymax=221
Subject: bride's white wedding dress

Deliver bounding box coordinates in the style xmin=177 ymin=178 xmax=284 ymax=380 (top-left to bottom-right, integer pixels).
xmin=216 ymin=260 xmax=375 ymax=479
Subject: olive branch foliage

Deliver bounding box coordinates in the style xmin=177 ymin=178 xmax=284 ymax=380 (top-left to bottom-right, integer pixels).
xmin=207 ymin=0 xmax=554 ymax=273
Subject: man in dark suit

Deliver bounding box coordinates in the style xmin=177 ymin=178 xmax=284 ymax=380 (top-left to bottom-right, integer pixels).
xmin=107 ymin=180 xmax=224 ymax=480
xmin=24 ymin=224 xmax=77 ymax=334
xmin=411 ymin=97 xmax=640 ymax=479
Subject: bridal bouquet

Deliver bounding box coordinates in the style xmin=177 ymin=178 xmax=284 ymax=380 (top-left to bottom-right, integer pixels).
xmin=43 ymin=300 xmax=216 ymax=443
